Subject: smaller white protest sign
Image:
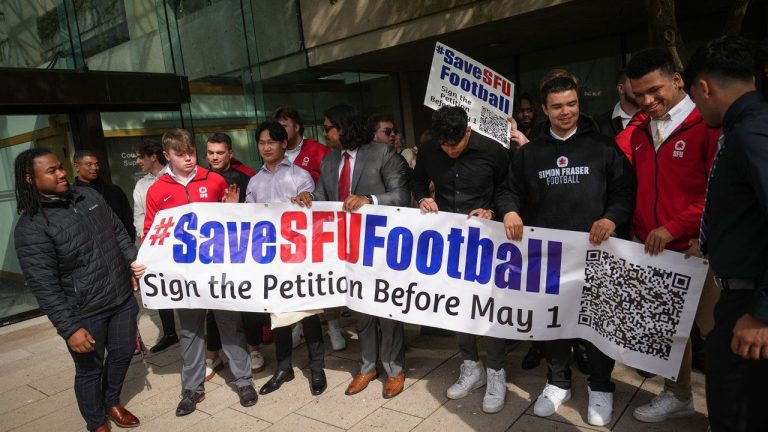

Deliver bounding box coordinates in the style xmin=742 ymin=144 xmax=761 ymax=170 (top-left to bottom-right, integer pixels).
xmin=424 ymin=41 xmax=515 ymax=147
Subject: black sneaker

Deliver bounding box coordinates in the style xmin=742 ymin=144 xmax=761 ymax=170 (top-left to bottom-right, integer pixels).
xmin=176 ymin=390 xmax=205 ymax=416
xmin=238 ymin=384 xmax=258 ymax=407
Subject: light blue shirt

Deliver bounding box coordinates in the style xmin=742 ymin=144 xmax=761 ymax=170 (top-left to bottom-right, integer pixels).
xmin=245 ymin=158 xmax=314 ymax=203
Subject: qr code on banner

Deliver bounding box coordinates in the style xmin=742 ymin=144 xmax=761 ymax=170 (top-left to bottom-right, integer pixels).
xmin=479 ymin=106 xmax=509 ymax=145
xmin=578 ymin=250 xmax=691 ymax=360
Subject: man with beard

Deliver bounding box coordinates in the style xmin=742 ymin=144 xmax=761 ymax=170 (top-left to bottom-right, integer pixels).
xmin=15 ymin=148 xmax=142 ymax=432
xmin=597 ymin=70 xmax=642 ymax=138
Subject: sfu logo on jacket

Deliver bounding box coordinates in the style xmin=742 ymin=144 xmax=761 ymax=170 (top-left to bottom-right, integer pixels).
xmin=143 ymin=166 xmax=228 ymax=238
xmin=615 ymin=108 xmax=720 ymax=251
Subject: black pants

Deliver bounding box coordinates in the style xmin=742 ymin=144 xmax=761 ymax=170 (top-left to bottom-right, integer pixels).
xmin=273 ymin=314 xmax=325 ymax=372
xmin=158 ymin=308 xmax=176 ymax=336
xmin=706 ymin=290 xmax=768 ymax=432
xmin=69 ymin=296 xmax=138 ymax=431
xmin=544 ymin=339 xmax=615 ymax=392
xmin=207 ymin=311 xmax=268 ymax=350
xmin=457 ymin=333 xmax=507 ymax=370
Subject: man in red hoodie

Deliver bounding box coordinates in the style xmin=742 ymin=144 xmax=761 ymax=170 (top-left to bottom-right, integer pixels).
xmin=142 ymin=128 xmax=258 ymax=416
xmin=616 ymin=48 xmax=720 ymax=424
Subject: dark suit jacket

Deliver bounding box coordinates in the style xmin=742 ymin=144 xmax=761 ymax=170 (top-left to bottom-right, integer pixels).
xmin=596 ymin=109 xmax=624 ymax=139
xmin=314 ymin=141 xmax=409 ymax=206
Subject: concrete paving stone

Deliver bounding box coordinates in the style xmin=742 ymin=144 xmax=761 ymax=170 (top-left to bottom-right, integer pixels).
xmin=0 ymin=388 xmax=77 ymax=431
xmin=8 ymin=399 xmax=85 ymax=432
xmin=296 ymin=375 xmax=391 ymax=429
xmin=510 ymin=414 xmax=599 ymax=431
xmin=188 ymin=407 xmax=271 ymax=431
xmin=21 ymin=336 xmax=69 ymax=354
xmin=0 ymin=385 xmax=47 ymax=415
xmin=263 ymin=413 xmax=344 ymax=432
xmin=349 ymin=407 xmax=423 ymax=432
xmin=410 ymin=376 xmax=531 ymax=432
xmin=0 ymin=321 xmax=59 ymax=355
xmin=0 ymin=349 xmax=33 ymax=368
xmin=144 ymin=345 xmax=183 ymax=368
xmin=123 ymin=385 xmax=191 ymax=425
xmin=233 ymin=357 xmax=357 ymax=424
xmin=194 ymin=380 xmax=242 ymax=415
xmin=131 ymin=407 xmax=209 ymax=432
xmin=27 ymin=366 xmax=75 ymax=396
xmin=0 ymin=348 xmax=72 ymax=387
xmin=384 ymin=354 xmax=459 ymax=418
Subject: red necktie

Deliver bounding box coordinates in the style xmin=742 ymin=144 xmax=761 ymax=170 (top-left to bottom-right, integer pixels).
xmin=338 ymin=151 xmax=351 ymax=201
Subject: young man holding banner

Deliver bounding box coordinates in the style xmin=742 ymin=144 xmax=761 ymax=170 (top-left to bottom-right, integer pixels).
xmin=616 ymin=48 xmax=720 ymax=424
xmin=247 ymin=121 xmax=328 ymax=397
xmin=413 ymin=105 xmax=511 ymax=414
xmin=293 ymin=104 xmax=410 ymax=399
xmin=140 ymin=128 xmax=257 ymax=416
xmin=498 ymin=76 xmax=635 ymax=426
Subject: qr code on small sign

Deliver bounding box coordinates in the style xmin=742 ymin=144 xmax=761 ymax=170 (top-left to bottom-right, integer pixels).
xmin=579 ymin=250 xmax=690 ymax=360
xmin=479 ymin=106 xmax=509 ymax=145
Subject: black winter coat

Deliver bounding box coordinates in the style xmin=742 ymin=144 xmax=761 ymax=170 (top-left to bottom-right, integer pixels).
xmin=14 ymin=186 xmax=137 ymax=340
xmin=74 ymin=177 xmax=136 ymax=242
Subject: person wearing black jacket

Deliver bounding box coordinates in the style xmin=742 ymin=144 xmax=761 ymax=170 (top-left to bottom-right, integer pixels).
xmin=685 ymin=36 xmax=768 ymax=432
xmin=73 ymin=150 xmax=136 ymax=242
xmin=14 ymin=148 xmax=142 ymax=432
xmin=412 ymin=105 xmax=511 ymax=414
xmin=497 ymin=76 xmax=635 ymax=427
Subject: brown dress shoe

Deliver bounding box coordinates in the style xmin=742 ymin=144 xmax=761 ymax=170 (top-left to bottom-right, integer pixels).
xmin=106 ymin=404 xmax=140 ymax=428
xmin=345 ymin=370 xmax=379 ymax=395
xmin=382 ymin=373 xmax=405 ymax=399
xmin=93 ymin=424 xmax=110 ymax=432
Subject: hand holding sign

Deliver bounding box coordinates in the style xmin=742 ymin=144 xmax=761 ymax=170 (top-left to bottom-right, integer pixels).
xmin=508 ymin=116 xmax=530 ymax=147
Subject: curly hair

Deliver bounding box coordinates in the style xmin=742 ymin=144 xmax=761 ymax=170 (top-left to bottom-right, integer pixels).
xmin=323 ymin=104 xmax=371 ymax=150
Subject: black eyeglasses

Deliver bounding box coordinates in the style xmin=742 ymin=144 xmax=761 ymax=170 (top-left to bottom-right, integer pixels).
xmin=378 ymin=127 xmax=394 ymax=136
xmin=323 ymin=125 xmax=338 ymax=133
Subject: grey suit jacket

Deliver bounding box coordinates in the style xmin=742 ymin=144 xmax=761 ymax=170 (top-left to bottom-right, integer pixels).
xmin=314 ymin=141 xmax=409 ymax=206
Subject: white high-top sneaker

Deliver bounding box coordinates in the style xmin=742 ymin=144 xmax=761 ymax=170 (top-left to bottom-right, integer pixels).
xmin=446 ymin=360 xmax=487 ymax=399
xmin=482 ymin=368 xmax=507 ymax=413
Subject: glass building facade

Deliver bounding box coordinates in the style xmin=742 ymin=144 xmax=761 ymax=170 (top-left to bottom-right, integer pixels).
xmin=0 ymin=0 xmax=402 ymax=325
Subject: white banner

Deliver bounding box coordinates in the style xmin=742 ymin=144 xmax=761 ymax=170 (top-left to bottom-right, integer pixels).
xmin=423 ymin=41 xmax=515 ymax=147
xmin=138 ymin=203 xmax=708 ymax=380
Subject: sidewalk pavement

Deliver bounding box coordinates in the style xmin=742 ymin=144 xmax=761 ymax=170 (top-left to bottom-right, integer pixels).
xmin=0 ymin=308 xmax=709 ymax=431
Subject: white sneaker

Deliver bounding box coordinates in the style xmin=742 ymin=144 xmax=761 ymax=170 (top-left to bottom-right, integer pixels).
xmin=249 ymin=350 xmax=265 ymax=373
xmin=446 ymin=360 xmax=486 ymax=399
xmin=292 ymin=323 xmax=304 ymax=348
xmin=533 ymin=383 xmax=571 ymax=417
xmin=632 ymin=390 xmax=694 ymax=423
xmin=327 ymin=321 xmax=346 ymax=351
xmin=587 ymin=387 xmax=613 ymax=426
xmin=205 ymin=357 xmax=223 ymax=381
xmin=482 ymin=368 xmax=507 ymax=413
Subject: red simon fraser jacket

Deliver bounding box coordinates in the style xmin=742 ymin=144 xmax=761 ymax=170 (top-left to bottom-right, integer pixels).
xmin=615 ymin=108 xmax=720 ymax=251
xmin=143 ymin=166 xmax=227 ymax=238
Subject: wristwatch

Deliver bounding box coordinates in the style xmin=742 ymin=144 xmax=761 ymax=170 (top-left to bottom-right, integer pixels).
xmin=365 ymin=195 xmax=374 ymax=204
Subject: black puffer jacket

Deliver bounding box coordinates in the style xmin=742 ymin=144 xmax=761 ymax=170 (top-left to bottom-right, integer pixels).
xmin=14 ymin=186 xmax=137 ymax=340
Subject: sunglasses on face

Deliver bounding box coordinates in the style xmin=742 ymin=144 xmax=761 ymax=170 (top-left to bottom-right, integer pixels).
xmin=379 ymin=128 xmax=394 ymax=136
